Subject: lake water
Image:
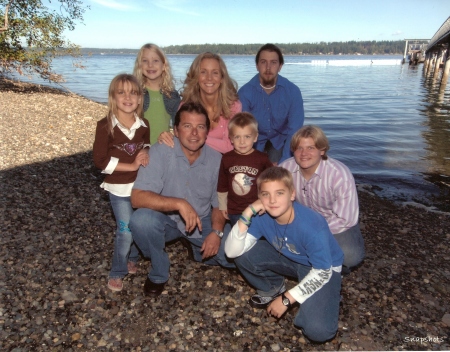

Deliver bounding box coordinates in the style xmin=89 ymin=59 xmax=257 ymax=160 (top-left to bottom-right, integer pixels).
xmin=14 ymin=54 xmax=450 ymax=211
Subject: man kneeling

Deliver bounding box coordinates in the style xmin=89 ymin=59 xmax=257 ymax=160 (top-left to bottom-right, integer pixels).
xmin=130 ymin=102 xmax=233 ymax=297
xmin=225 ymin=167 xmax=343 ymax=342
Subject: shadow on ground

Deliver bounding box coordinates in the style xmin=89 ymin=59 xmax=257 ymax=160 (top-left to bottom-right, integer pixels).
xmin=1 ymin=152 xmax=449 ymax=351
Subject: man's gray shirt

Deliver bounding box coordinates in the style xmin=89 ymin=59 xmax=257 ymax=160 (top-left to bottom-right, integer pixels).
xmin=133 ymin=138 xmax=221 ymax=238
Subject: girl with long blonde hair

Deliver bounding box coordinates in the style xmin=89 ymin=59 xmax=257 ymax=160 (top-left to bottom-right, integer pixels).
xmin=133 ymin=43 xmax=180 ymax=144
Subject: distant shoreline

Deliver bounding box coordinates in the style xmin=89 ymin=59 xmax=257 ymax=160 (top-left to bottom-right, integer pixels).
xmin=80 ymin=51 xmax=404 ymax=57
xmin=79 ymin=40 xmax=406 ymax=56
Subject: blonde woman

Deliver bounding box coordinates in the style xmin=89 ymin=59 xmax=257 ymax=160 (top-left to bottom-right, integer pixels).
xmin=158 ymin=52 xmax=241 ymax=153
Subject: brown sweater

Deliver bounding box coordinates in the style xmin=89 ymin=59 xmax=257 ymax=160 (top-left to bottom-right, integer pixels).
xmin=93 ymin=117 xmax=150 ymax=184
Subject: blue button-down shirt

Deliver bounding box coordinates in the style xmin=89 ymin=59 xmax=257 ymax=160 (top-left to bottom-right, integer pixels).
xmin=238 ymin=74 xmax=305 ymax=163
xmin=133 ymin=138 xmax=221 ymax=238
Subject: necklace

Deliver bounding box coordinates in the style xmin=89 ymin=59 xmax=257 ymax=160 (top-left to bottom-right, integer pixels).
xmin=260 ymin=83 xmax=276 ymax=90
xmin=274 ymin=207 xmax=293 ymax=255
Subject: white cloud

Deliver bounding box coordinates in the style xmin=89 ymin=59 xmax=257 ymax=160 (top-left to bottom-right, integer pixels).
xmin=90 ymin=0 xmax=135 ymax=10
xmin=152 ymin=0 xmax=200 ymax=16
xmin=391 ymin=30 xmax=403 ymax=37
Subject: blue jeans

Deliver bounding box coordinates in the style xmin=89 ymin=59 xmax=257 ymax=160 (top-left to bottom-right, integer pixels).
xmin=334 ymin=223 xmax=365 ymax=268
xmin=262 ymin=140 xmax=283 ymax=163
xmin=130 ymin=208 xmax=234 ymax=283
xmin=108 ymin=193 xmax=139 ymax=279
xmin=228 ymin=214 xmax=241 ymax=228
xmin=234 ymin=240 xmax=342 ymax=342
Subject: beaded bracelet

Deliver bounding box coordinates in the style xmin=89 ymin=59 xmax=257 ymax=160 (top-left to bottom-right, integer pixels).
xmin=239 ymin=214 xmax=252 ymax=227
xmin=249 ymin=205 xmax=258 ymax=216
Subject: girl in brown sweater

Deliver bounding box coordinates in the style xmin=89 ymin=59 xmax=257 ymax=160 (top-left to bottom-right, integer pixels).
xmin=93 ymin=74 xmax=150 ymax=292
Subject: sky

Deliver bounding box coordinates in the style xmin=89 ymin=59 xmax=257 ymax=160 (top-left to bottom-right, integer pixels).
xmin=62 ymin=0 xmax=450 ymax=49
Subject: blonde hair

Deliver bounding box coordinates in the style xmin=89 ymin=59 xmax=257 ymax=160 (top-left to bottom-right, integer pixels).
xmin=133 ymin=43 xmax=176 ymax=97
xmin=228 ymin=112 xmax=258 ymax=136
xmin=107 ymin=74 xmax=143 ymax=136
xmin=290 ymin=125 xmax=330 ymax=160
xmin=181 ymin=52 xmax=238 ymax=122
xmin=257 ymin=167 xmax=295 ymax=193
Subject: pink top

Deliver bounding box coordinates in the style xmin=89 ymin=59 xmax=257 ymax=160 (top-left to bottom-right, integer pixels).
xmin=205 ymin=100 xmax=242 ymax=154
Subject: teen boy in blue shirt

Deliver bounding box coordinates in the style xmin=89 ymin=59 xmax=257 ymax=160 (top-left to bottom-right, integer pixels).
xmin=225 ymin=167 xmax=343 ymax=342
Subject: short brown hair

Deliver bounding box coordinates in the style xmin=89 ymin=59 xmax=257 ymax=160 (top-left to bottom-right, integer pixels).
xmin=290 ymin=125 xmax=329 ymax=160
xmin=228 ymin=112 xmax=258 ymax=136
xmin=257 ymin=167 xmax=294 ymax=193
xmin=256 ymin=44 xmax=284 ymax=65
xmin=174 ymin=102 xmax=210 ymax=132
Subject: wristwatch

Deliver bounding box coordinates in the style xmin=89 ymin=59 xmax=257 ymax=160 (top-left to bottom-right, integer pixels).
xmin=212 ymin=229 xmax=224 ymax=238
xmin=281 ymin=292 xmax=291 ymax=307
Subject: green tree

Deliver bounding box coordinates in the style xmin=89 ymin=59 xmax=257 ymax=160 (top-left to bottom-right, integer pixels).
xmin=0 ymin=0 xmax=88 ymax=82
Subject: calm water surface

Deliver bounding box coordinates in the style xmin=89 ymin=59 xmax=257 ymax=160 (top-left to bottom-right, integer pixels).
xmin=16 ymin=54 xmax=450 ymax=210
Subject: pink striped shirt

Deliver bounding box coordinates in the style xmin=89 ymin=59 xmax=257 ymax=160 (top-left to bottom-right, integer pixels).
xmin=280 ymin=157 xmax=359 ymax=234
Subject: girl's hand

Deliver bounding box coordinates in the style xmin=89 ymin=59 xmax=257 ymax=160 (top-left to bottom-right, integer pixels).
xmin=136 ymin=149 xmax=149 ymax=167
xmin=158 ymin=131 xmax=175 ymax=148
xmin=132 ymin=150 xmax=149 ymax=169
xmin=132 ymin=156 xmax=143 ymax=170
xmin=220 ymin=209 xmax=229 ymax=220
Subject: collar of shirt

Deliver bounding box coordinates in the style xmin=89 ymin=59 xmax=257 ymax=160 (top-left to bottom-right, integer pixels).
xmin=112 ymin=114 xmax=147 ymax=139
xmin=173 ymin=137 xmax=208 ymax=166
xmin=313 ymin=159 xmax=326 ymax=179
xmin=291 ymin=158 xmax=324 ymax=181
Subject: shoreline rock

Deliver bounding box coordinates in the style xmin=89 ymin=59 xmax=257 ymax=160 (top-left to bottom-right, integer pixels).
xmin=1 ymin=77 xmax=449 ymax=351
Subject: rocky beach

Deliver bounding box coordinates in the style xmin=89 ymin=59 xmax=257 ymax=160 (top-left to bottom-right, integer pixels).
xmin=1 ymin=77 xmax=449 ymax=351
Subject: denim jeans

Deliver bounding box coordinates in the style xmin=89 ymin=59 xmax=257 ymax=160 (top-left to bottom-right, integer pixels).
xmin=334 ymin=223 xmax=365 ymax=268
xmin=130 ymin=208 xmax=234 ymax=283
xmin=263 ymin=140 xmax=283 ymax=163
xmin=228 ymin=214 xmax=241 ymax=228
xmin=234 ymin=240 xmax=341 ymax=342
xmin=108 ymin=193 xmax=139 ymax=279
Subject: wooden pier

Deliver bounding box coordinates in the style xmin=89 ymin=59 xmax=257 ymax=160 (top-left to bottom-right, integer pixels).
xmin=423 ymin=16 xmax=450 ymax=87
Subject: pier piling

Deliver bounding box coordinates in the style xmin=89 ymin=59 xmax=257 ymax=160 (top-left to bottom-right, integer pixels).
xmin=441 ymin=47 xmax=450 ymax=87
xmin=433 ymin=50 xmax=443 ymax=80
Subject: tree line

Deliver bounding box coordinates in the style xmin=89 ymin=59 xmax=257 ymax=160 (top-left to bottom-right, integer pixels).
xmin=83 ymin=41 xmax=405 ymax=56
xmin=162 ymin=41 xmax=405 ymax=55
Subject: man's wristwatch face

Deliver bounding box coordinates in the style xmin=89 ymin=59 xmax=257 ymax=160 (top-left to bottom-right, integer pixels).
xmin=212 ymin=229 xmax=224 ymax=238
xmin=281 ymin=293 xmax=290 ymax=307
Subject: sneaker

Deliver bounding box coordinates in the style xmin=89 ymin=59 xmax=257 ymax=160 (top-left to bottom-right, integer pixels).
xmin=341 ymin=266 xmax=351 ymax=277
xmin=249 ymin=284 xmax=286 ymax=309
xmin=127 ymin=261 xmax=138 ymax=274
xmin=108 ymin=278 xmax=123 ymax=292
